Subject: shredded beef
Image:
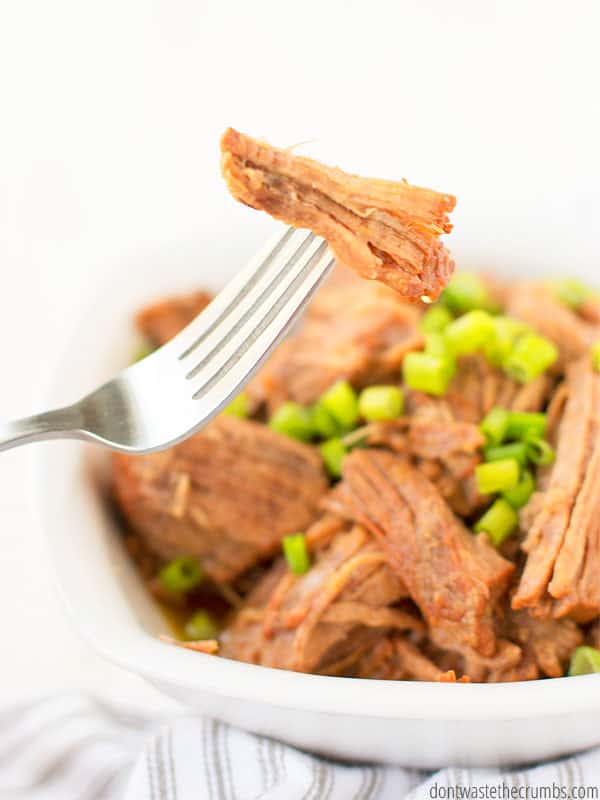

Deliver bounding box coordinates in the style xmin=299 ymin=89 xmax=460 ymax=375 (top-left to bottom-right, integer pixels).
xmin=351 ymin=636 xmax=470 ymax=682
xmin=364 ymin=356 xmax=551 ymax=519
xmin=507 ymin=283 xmax=600 ymax=368
xmin=405 ymin=354 xmax=553 ymax=426
xmin=414 ymin=603 xmax=583 ymax=682
xmin=429 ymin=354 xmax=553 ymax=424
xmin=426 ymin=634 xmax=523 ymax=683
xmin=580 ymin=297 xmax=600 ymax=325
xmin=135 ymin=291 xmax=212 ymax=346
xmin=587 ymin=620 xmax=600 ymax=650
xmin=221 ymin=128 xmax=456 ymax=301
xmin=501 ymin=608 xmax=583 ymax=679
xmin=365 ymin=415 xmax=485 ymax=517
xmin=112 ymin=417 xmax=328 ymax=583
xmin=330 ymin=449 xmax=514 ymax=656
xmin=249 ymin=272 xmax=424 ymax=411
xmin=349 ymin=636 xmax=407 ymax=680
xmin=220 ymin=521 xmax=421 ymax=674
xmin=369 ymin=355 xmax=552 ymax=516
xmin=513 ymin=357 xmax=600 ymax=621
xmin=393 ymin=638 xmax=468 ymax=682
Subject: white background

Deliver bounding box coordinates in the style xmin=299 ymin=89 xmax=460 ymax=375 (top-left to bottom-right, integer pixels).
xmin=0 ymin=1 xmax=599 ymax=708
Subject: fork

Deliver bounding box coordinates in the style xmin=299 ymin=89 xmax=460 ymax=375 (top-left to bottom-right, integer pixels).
xmin=0 ymin=227 xmax=334 ymax=454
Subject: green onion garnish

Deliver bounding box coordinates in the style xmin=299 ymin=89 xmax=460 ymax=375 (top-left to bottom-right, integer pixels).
xmin=505 ymin=411 xmax=547 ymax=441
xmin=592 ymin=341 xmax=600 ymax=373
xmin=568 ymin=646 xmax=600 ymax=676
xmin=475 ymin=458 xmax=520 ymax=495
xmin=502 ymin=469 xmax=535 ymax=510
xmin=474 ymin=499 xmax=519 ymax=547
xmin=184 ymin=610 xmax=219 ymax=642
xmin=420 ymin=305 xmax=454 ymax=333
xmin=159 ymin=557 xmax=204 ymax=593
xmin=424 ymin=332 xmax=453 ymax=359
xmin=319 ymin=381 xmax=360 ymax=431
xmin=311 ymin=402 xmax=342 ymax=438
xmin=222 ymin=392 xmax=249 ymax=418
xmin=525 ymin=437 xmax=556 ymax=466
xmin=484 ymin=441 xmax=529 ymax=468
xmin=358 ymin=386 xmax=404 ymax=422
xmin=133 ymin=343 xmax=154 ymax=363
xmin=440 ymin=273 xmax=495 ymax=314
xmin=551 ymin=278 xmax=591 ymax=309
xmin=444 ymin=310 xmax=495 ymax=356
xmin=479 ymin=409 xmax=547 ymax=447
xmin=483 ymin=316 xmax=530 ymax=367
xmin=282 ymin=533 xmax=311 ymax=575
xmin=403 ymin=352 xmax=454 ymax=397
xmin=480 ymin=407 xmax=510 ymax=446
xmin=319 ymin=438 xmax=348 ymax=478
xmin=269 ymin=402 xmax=314 ymax=441
xmin=503 ymin=334 xmax=558 ymax=383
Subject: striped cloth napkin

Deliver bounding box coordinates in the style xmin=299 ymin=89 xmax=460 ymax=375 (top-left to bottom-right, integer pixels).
xmin=1 ymin=693 xmax=599 ymax=799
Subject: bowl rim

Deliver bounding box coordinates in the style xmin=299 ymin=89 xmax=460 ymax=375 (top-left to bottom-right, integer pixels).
xmin=32 ymin=256 xmax=600 ymax=724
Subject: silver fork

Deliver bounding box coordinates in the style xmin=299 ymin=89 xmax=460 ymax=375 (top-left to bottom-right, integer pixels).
xmin=0 ymin=227 xmax=334 ymax=454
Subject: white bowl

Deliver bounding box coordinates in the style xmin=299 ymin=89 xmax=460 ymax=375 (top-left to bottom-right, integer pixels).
xmin=35 ymin=235 xmax=600 ymax=769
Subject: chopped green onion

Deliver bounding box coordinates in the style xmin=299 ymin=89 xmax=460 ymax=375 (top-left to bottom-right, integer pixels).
xmin=422 ymin=335 xmax=458 ymax=385
xmin=525 ymin=437 xmax=556 ymax=466
xmin=444 ymin=310 xmax=495 ymax=356
xmin=568 ymin=646 xmax=600 ymax=676
xmin=480 ymin=407 xmax=510 ymax=446
xmin=505 ymin=411 xmax=547 ymax=441
xmin=503 ymin=334 xmax=558 ymax=383
xmin=269 ymin=402 xmax=314 ymax=441
xmin=358 ymin=385 xmax=404 ymax=422
xmin=495 ymin=316 xmax=531 ymax=337
xmin=282 ymin=533 xmax=311 ymax=575
xmin=311 ymin=402 xmax=342 ymax=438
xmin=184 ymin=610 xmax=219 ymax=641
xmin=440 ymin=273 xmax=495 ymax=314
xmin=421 ymin=305 xmax=454 ymax=333
xmin=483 ymin=316 xmax=530 ymax=367
xmin=403 ymin=352 xmax=454 ymax=397
xmin=319 ymin=438 xmax=348 ymax=478
xmin=475 ymin=458 xmax=520 ymax=495
xmin=133 ymin=343 xmax=154 ymax=363
xmin=484 ymin=441 xmax=529 ymax=468
xmin=592 ymin=341 xmax=600 ymax=373
xmin=424 ymin=332 xmax=453 ymax=359
xmin=319 ymin=381 xmax=360 ymax=431
xmin=502 ymin=469 xmax=535 ymax=510
xmin=551 ymin=278 xmax=591 ymax=309
xmin=474 ymin=499 xmax=519 ymax=547
xmin=159 ymin=557 xmax=204 ymax=593
xmin=222 ymin=392 xmax=249 ymax=418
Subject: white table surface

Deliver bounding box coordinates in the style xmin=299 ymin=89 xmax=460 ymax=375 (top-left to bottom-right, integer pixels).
xmin=0 ymin=1 xmax=599 ymax=710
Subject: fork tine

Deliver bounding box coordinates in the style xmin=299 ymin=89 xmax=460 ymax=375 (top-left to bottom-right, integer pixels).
xmin=184 ymin=231 xmax=320 ymax=380
xmin=0 ymin=227 xmax=333 ymax=454
xmin=187 ymin=234 xmax=328 ymax=391
xmin=171 ymin=226 xmax=307 ymax=360
xmin=190 ymin=239 xmax=333 ymax=405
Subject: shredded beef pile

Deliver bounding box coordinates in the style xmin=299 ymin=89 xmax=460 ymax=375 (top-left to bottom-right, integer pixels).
xmin=111 ymin=264 xmax=600 ymax=683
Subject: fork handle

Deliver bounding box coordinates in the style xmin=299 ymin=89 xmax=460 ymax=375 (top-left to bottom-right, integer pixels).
xmin=0 ymin=406 xmax=81 ymax=452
